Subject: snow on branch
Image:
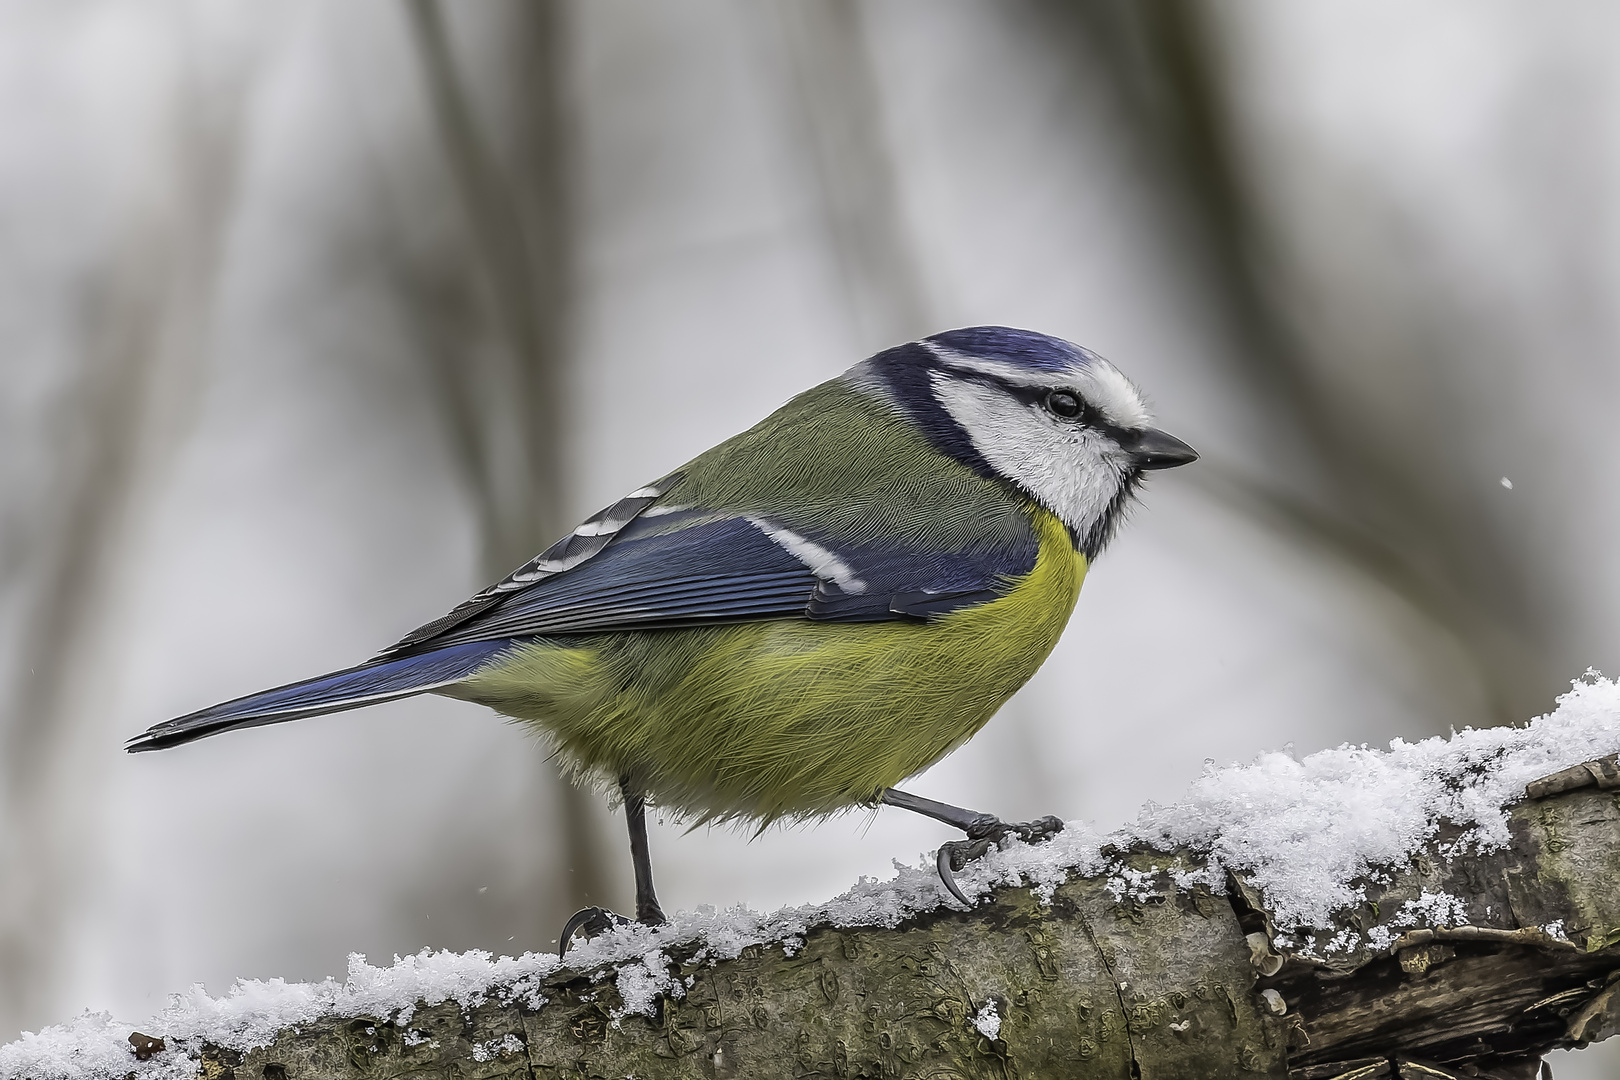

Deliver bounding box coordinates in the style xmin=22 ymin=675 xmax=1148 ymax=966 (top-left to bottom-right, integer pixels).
xmin=6 ymin=678 xmax=1620 ymax=1079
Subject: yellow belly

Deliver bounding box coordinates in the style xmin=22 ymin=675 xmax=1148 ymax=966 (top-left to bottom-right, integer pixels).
xmin=451 ymin=509 xmax=1086 ymax=823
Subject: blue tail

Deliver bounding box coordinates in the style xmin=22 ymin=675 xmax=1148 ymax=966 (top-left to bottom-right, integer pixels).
xmin=127 ymin=639 xmax=517 ymax=752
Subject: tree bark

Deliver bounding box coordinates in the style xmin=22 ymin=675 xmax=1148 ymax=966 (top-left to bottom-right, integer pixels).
xmin=165 ymin=759 xmax=1620 ymax=1080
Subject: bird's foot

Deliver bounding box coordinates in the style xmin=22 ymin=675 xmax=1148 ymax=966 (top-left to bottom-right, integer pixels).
xmin=558 ymin=906 xmax=632 ymax=956
xmin=877 ymin=789 xmax=1065 ymax=909
xmin=558 ymin=899 xmax=668 ymax=957
xmin=936 ymin=814 xmax=1064 ymax=907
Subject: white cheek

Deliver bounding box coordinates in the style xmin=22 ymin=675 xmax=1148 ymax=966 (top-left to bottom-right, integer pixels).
xmin=931 ymin=376 xmax=1126 ymax=537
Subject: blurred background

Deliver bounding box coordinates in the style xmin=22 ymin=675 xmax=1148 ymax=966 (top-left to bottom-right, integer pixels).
xmin=1 ymin=1 xmax=1617 ymax=1073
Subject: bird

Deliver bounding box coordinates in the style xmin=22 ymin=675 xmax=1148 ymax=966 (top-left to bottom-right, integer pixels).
xmin=128 ymin=325 xmax=1197 ymax=947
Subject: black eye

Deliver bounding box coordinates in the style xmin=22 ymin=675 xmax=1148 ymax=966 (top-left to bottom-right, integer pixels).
xmin=1044 ymin=390 xmax=1083 ymax=419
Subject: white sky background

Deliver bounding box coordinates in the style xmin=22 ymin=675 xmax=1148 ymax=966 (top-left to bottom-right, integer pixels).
xmin=0 ymin=2 xmax=1617 ymax=1074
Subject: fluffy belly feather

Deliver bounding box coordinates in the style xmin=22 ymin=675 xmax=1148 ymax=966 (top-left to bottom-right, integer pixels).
xmin=450 ymin=510 xmax=1085 ymax=823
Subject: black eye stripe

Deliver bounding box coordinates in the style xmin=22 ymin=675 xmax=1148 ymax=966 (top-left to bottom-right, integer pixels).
xmin=943 ymin=369 xmax=1136 ymax=442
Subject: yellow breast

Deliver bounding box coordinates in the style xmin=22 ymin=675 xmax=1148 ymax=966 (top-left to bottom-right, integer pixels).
xmin=455 ymin=508 xmax=1088 ymax=823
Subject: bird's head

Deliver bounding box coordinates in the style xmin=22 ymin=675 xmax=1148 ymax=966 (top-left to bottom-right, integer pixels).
xmin=847 ymin=326 xmax=1198 ymax=559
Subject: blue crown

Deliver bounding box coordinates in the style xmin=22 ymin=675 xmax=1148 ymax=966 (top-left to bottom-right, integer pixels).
xmin=925 ymin=326 xmax=1095 ymax=375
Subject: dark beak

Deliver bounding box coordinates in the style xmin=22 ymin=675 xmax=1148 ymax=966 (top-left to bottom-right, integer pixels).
xmin=1128 ymin=427 xmax=1199 ymax=470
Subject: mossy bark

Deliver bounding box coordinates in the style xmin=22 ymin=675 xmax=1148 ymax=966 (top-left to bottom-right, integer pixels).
xmin=184 ymin=767 xmax=1619 ymax=1080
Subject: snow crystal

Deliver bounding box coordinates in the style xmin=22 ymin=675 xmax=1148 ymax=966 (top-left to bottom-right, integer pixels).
xmin=1393 ymin=892 xmax=1471 ymax=930
xmin=972 ymin=1001 xmax=1001 ymax=1041
xmin=612 ymin=951 xmax=681 ymax=1020
xmin=1104 ymin=866 xmax=1158 ymax=903
xmin=6 ymin=675 xmax=1617 ymax=1080
xmin=469 ymin=1033 xmax=524 ymax=1063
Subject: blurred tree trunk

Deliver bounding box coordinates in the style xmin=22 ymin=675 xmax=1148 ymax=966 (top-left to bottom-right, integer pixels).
xmin=772 ymin=0 xmax=935 ymax=351
xmin=401 ymin=0 xmax=613 ymax=931
xmin=0 ymin=52 xmax=249 ymax=1037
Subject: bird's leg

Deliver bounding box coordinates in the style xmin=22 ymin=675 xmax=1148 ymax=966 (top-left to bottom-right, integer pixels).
xmin=621 ymin=779 xmax=666 ymax=925
xmin=880 ymin=788 xmax=1064 ymax=907
xmin=559 ymin=776 xmax=667 ymax=956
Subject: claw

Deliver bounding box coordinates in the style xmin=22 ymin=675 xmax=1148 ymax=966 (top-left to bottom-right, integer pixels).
xmin=936 ymin=840 xmax=992 ymax=906
xmin=933 ymin=817 xmax=1066 ymax=908
xmin=558 ymin=905 xmax=630 ymax=957
xmin=936 ymin=837 xmax=994 ymax=906
xmin=937 ymin=845 xmax=972 ymax=906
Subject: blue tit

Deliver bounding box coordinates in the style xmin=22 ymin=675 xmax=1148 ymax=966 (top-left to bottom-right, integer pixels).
xmin=129 ymin=326 xmax=1197 ymax=936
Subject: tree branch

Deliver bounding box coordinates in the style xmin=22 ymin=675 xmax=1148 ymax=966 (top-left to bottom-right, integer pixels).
xmin=150 ymin=763 xmax=1620 ymax=1080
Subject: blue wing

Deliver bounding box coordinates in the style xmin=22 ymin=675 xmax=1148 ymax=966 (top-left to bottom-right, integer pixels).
xmin=416 ymin=513 xmax=820 ymax=646
xmin=391 ymin=499 xmax=1039 ymax=652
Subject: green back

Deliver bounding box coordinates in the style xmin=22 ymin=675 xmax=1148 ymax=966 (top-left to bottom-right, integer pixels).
xmin=651 ymin=378 xmax=1032 ymax=553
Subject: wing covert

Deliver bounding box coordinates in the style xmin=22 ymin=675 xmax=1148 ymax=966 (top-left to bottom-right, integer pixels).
xmin=415 ymin=513 xmax=821 ymax=648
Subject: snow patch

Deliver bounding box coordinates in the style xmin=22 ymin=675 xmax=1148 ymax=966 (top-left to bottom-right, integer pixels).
xmin=1123 ymin=673 xmax=1620 ymax=935
xmin=469 ymin=1033 xmax=523 ymax=1063
xmin=1394 ymin=892 xmax=1471 ymax=930
xmin=0 ymin=1014 xmax=195 ymax=1080
xmin=972 ymin=1001 xmax=1001 ymax=1041
xmin=1104 ymin=866 xmax=1158 ymax=903
xmin=612 ymin=951 xmax=680 ymax=1020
